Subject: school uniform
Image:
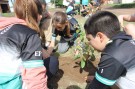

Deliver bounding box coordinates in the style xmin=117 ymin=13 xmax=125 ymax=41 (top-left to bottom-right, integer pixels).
xmin=52 ymin=17 xmax=80 ymax=53
xmin=0 ymin=24 xmax=47 ymax=89
xmin=88 ymin=32 xmax=135 ymax=89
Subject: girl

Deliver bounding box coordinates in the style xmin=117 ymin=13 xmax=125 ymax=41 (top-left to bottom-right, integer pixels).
xmin=39 ymin=0 xmax=52 ymax=48
xmin=51 ymin=11 xmax=80 ymax=53
xmin=0 ymin=0 xmax=47 ymax=89
xmin=39 ymin=0 xmax=59 ymax=86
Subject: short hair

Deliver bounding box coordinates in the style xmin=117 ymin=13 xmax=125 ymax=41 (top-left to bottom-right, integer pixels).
xmin=84 ymin=11 xmax=120 ymax=38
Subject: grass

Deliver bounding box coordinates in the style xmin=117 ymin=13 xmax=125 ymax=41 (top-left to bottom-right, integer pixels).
xmin=1 ymin=12 xmax=14 ymax=17
xmin=107 ymin=3 xmax=135 ymax=8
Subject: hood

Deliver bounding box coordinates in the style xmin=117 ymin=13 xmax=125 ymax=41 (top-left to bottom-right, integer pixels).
xmin=111 ymin=32 xmax=132 ymax=41
xmin=0 ymin=17 xmax=26 ymax=30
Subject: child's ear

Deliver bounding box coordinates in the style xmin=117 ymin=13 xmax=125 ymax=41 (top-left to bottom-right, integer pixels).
xmin=96 ymin=32 xmax=105 ymax=43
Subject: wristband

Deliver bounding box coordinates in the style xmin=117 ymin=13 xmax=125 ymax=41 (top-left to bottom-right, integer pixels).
xmin=52 ymin=34 xmax=56 ymax=37
xmin=51 ymin=36 xmax=56 ymax=41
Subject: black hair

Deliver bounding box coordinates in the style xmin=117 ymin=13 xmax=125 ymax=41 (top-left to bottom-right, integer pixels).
xmin=84 ymin=11 xmax=120 ymax=39
xmin=34 ymin=0 xmax=43 ymax=15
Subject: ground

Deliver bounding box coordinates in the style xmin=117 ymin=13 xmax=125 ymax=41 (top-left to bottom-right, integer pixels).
xmin=48 ymin=6 xmax=135 ymax=89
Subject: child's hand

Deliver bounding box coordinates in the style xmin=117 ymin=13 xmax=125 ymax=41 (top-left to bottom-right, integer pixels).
xmin=68 ymin=34 xmax=72 ymax=38
xmin=42 ymin=49 xmax=50 ymax=59
xmin=74 ymin=49 xmax=79 ymax=56
xmin=45 ymin=41 xmax=51 ymax=47
xmin=84 ymin=76 xmax=94 ymax=83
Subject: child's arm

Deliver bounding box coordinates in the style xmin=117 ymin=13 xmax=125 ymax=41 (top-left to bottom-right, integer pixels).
xmin=21 ymin=62 xmax=48 ymax=89
xmin=47 ymin=36 xmax=56 ymax=54
xmin=67 ymin=22 xmax=72 ymax=37
xmin=118 ymin=14 xmax=135 ymax=27
xmin=42 ymin=48 xmax=50 ymax=59
xmin=21 ymin=34 xmax=48 ymax=89
xmin=43 ymin=21 xmax=55 ymax=55
xmin=88 ymin=54 xmax=126 ymax=89
xmin=45 ymin=29 xmax=56 ymax=55
xmin=124 ymin=23 xmax=135 ymax=39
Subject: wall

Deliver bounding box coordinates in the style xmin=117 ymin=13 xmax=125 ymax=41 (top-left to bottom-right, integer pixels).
xmin=113 ymin=0 xmax=134 ymax=3
xmin=122 ymin=0 xmax=134 ymax=3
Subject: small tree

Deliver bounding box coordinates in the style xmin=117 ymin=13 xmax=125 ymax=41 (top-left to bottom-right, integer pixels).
xmin=73 ymin=31 xmax=95 ymax=68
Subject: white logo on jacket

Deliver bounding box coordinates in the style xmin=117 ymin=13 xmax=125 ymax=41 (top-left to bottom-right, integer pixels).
xmin=130 ymin=40 xmax=135 ymax=45
xmin=35 ymin=51 xmax=42 ymax=56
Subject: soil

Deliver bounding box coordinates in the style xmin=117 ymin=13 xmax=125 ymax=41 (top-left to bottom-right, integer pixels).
xmin=48 ymin=6 xmax=135 ymax=89
xmin=49 ymin=55 xmax=98 ymax=89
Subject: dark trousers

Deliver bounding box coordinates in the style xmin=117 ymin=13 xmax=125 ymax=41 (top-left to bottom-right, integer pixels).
xmin=67 ymin=11 xmax=76 ymax=15
xmin=43 ymin=56 xmax=59 ymax=81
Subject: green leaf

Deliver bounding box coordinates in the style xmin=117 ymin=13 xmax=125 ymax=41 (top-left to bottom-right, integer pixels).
xmin=74 ymin=55 xmax=80 ymax=60
xmin=76 ymin=45 xmax=81 ymax=50
xmin=76 ymin=29 xmax=81 ymax=33
xmin=81 ymin=58 xmax=86 ymax=68
xmin=90 ymin=47 xmax=94 ymax=53
xmin=80 ymin=36 xmax=84 ymax=41
xmin=90 ymin=54 xmax=96 ymax=61
xmin=83 ymin=54 xmax=89 ymax=60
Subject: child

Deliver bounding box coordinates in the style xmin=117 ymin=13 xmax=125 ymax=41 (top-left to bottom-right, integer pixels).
xmin=39 ymin=0 xmax=59 ymax=86
xmin=66 ymin=0 xmax=76 ymax=15
xmin=90 ymin=0 xmax=101 ymax=7
xmin=39 ymin=0 xmax=52 ymax=48
xmin=0 ymin=0 xmax=47 ymax=89
xmin=84 ymin=11 xmax=135 ymax=89
xmin=51 ymin=11 xmax=80 ymax=53
xmin=81 ymin=0 xmax=89 ymax=11
xmin=81 ymin=0 xmax=93 ymax=18
xmin=74 ymin=0 xmax=81 ymax=15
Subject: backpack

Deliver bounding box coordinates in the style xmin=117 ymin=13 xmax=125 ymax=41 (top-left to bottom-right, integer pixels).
xmin=67 ymin=15 xmax=80 ymax=32
xmin=63 ymin=15 xmax=81 ymax=42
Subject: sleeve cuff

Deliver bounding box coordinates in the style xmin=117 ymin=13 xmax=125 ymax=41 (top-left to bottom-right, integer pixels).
xmin=95 ymin=72 xmax=116 ymax=86
xmin=23 ymin=60 xmax=44 ymax=68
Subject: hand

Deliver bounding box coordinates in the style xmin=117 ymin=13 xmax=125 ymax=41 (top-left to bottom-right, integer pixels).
xmin=42 ymin=49 xmax=50 ymax=59
xmin=74 ymin=49 xmax=79 ymax=56
xmin=45 ymin=41 xmax=51 ymax=47
xmin=84 ymin=76 xmax=94 ymax=83
xmin=69 ymin=34 xmax=72 ymax=37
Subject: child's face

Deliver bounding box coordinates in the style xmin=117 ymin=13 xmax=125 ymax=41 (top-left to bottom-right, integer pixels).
xmin=54 ymin=23 xmax=67 ymax=31
xmin=86 ymin=32 xmax=109 ymax=52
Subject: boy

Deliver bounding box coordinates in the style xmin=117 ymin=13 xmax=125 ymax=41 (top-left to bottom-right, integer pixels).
xmin=84 ymin=11 xmax=135 ymax=89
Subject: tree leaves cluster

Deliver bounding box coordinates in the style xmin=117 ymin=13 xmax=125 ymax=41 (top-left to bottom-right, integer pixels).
xmin=73 ymin=31 xmax=95 ymax=68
